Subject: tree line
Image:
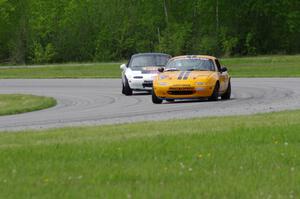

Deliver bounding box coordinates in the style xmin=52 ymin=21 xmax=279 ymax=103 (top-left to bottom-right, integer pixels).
xmin=0 ymin=0 xmax=299 ymax=64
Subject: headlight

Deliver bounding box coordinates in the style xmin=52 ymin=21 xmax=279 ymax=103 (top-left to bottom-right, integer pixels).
xmin=196 ymin=82 xmax=205 ymax=85
xmin=159 ymin=82 xmax=168 ymax=86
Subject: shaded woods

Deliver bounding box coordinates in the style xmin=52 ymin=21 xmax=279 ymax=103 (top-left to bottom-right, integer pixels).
xmin=0 ymin=0 xmax=299 ymax=64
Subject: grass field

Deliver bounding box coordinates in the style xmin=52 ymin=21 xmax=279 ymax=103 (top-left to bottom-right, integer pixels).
xmin=0 ymin=94 xmax=56 ymax=116
xmin=0 ymin=63 xmax=120 ymax=79
xmin=0 ymin=110 xmax=299 ymax=198
xmin=223 ymin=55 xmax=300 ymax=77
xmin=0 ymin=54 xmax=299 ymax=78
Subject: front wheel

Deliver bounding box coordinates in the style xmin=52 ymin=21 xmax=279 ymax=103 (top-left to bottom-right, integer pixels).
xmin=221 ymin=81 xmax=231 ymax=100
xmin=208 ymin=82 xmax=219 ymax=101
xmin=122 ymin=76 xmax=133 ymax=96
xmin=152 ymin=89 xmax=163 ymax=104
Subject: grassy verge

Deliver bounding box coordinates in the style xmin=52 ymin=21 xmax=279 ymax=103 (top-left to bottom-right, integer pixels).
xmin=0 ymin=55 xmax=299 ymax=78
xmin=0 ymin=63 xmax=121 ymax=79
xmin=222 ymin=54 xmax=300 ymax=77
xmin=0 ymin=110 xmax=299 ymax=198
xmin=0 ymin=94 xmax=57 ymax=116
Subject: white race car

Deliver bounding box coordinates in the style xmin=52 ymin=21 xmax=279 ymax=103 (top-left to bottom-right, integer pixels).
xmin=120 ymin=53 xmax=171 ymax=95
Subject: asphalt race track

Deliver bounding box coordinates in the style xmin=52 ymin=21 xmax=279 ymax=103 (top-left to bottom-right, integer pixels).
xmin=0 ymin=78 xmax=300 ymax=131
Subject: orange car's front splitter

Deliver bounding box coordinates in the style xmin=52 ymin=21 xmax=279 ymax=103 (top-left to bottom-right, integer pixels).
xmin=154 ymin=86 xmax=214 ymax=99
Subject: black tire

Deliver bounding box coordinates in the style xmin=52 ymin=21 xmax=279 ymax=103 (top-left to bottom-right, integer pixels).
xmin=221 ymin=81 xmax=231 ymax=100
xmin=208 ymin=82 xmax=219 ymax=101
xmin=122 ymin=76 xmax=132 ymax=96
xmin=121 ymin=82 xmax=125 ymax=94
xmin=152 ymin=89 xmax=163 ymax=104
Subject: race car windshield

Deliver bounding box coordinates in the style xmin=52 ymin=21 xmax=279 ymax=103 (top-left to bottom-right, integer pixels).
xmin=166 ymin=58 xmax=215 ymax=71
xmin=129 ymin=55 xmax=169 ymax=70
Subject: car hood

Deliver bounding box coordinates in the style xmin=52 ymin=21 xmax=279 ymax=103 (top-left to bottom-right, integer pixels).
xmin=131 ymin=66 xmax=160 ymax=74
xmin=159 ymin=71 xmax=214 ymax=81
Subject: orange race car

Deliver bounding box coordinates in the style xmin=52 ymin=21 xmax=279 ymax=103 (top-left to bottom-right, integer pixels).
xmin=152 ymin=55 xmax=231 ymax=104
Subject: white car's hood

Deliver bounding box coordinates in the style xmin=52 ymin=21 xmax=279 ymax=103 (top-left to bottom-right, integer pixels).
xmin=126 ymin=68 xmax=159 ymax=79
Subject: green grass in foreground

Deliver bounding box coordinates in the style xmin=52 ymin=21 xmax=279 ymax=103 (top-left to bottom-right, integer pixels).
xmin=0 ymin=94 xmax=56 ymax=116
xmin=0 ymin=54 xmax=299 ymax=78
xmin=0 ymin=111 xmax=299 ymax=198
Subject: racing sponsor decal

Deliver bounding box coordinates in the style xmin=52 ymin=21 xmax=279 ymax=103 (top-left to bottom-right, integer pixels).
xmin=177 ymin=72 xmax=185 ymax=80
xmin=176 ymin=57 xmax=210 ymax=61
xmin=142 ymin=66 xmax=159 ymax=74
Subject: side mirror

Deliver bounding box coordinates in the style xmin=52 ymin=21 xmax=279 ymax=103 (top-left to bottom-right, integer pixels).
xmin=158 ymin=67 xmax=164 ymax=73
xmin=120 ymin=64 xmax=127 ymax=70
xmin=220 ymin=67 xmax=228 ymax=73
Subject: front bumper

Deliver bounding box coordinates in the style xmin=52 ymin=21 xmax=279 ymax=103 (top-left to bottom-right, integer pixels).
xmin=154 ymin=85 xmax=214 ymax=99
xmin=128 ymin=78 xmax=153 ymax=90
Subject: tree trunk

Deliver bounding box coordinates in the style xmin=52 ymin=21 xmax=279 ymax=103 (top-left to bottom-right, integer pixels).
xmin=163 ymin=0 xmax=169 ymax=26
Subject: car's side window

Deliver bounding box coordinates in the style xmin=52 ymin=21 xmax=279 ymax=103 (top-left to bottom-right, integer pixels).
xmin=215 ymin=59 xmax=222 ymax=72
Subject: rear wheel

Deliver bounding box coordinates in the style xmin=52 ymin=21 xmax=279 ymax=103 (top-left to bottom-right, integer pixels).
xmin=208 ymin=82 xmax=219 ymax=101
xmin=221 ymin=81 xmax=231 ymax=100
xmin=122 ymin=76 xmax=133 ymax=96
xmin=152 ymin=89 xmax=163 ymax=104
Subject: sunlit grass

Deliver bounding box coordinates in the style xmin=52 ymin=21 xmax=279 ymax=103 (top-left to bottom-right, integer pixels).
xmin=0 ymin=55 xmax=299 ymax=78
xmin=0 ymin=94 xmax=56 ymax=116
xmin=0 ymin=110 xmax=299 ymax=198
xmin=0 ymin=63 xmax=121 ymax=79
xmin=222 ymin=54 xmax=300 ymax=77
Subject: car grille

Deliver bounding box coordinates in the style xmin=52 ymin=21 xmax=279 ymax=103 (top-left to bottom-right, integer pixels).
xmin=169 ymin=87 xmax=194 ymax=90
xmin=143 ymin=81 xmax=153 ymax=88
xmin=167 ymin=91 xmax=195 ymax=95
xmin=168 ymin=87 xmax=195 ymax=95
xmin=172 ymin=84 xmax=191 ymax=87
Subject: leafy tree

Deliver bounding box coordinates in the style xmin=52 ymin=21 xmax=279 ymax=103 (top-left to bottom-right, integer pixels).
xmin=0 ymin=0 xmax=299 ymax=64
